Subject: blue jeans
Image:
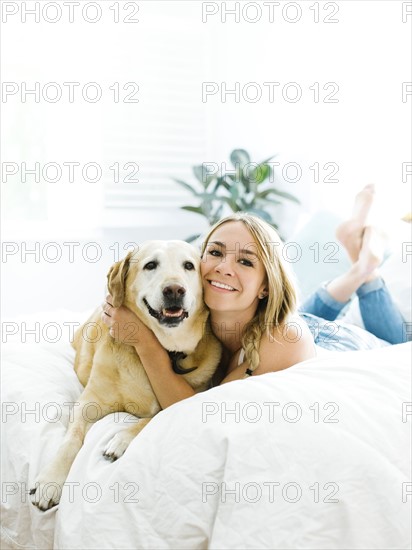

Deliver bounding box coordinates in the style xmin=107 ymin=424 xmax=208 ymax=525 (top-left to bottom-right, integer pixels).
xmin=299 ymin=277 xmax=409 ymax=351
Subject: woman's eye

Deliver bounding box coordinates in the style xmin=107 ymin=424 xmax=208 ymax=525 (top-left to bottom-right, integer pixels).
xmin=184 ymin=261 xmax=195 ymax=270
xmin=239 ymin=258 xmax=253 ymax=267
xmin=209 ymin=249 xmax=222 ymax=257
xmin=144 ymin=261 xmax=157 ymax=270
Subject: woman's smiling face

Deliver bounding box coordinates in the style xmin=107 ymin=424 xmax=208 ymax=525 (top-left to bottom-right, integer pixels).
xmin=200 ymin=221 xmax=268 ymax=315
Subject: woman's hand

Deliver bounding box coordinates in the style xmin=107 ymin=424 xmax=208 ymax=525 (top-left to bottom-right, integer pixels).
xmin=101 ymin=294 xmax=196 ymax=408
xmin=101 ymin=294 xmax=151 ymax=346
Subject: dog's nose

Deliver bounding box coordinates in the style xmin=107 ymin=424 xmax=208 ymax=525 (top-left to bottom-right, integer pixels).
xmin=163 ymin=285 xmax=186 ymax=299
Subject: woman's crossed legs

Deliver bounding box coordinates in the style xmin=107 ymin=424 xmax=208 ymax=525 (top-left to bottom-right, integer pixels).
xmin=300 ymin=185 xmax=408 ymax=349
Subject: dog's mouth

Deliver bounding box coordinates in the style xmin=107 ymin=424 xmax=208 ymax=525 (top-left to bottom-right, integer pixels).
xmin=143 ymin=298 xmax=189 ymax=327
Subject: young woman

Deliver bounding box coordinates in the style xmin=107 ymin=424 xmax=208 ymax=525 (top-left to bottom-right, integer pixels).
xmin=101 ymin=185 xmax=407 ymax=409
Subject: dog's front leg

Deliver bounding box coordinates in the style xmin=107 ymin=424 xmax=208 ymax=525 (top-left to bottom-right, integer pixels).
xmin=103 ymin=417 xmax=151 ymax=462
xmin=30 ymin=395 xmax=110 ymax=511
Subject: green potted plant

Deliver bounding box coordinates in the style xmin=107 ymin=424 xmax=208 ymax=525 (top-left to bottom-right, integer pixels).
xmin=173 ymin=148 xmax=300 ymax=242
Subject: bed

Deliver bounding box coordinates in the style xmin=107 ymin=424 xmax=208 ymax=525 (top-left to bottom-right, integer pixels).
xmin=2 ymin=215 xmax=411 ymax=549
xmin=1 ymin=306 xmax=411 ymax=550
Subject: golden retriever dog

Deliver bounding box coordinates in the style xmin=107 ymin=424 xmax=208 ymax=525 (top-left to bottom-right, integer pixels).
xmin=30 ymin=240 xmax=222 ymax=510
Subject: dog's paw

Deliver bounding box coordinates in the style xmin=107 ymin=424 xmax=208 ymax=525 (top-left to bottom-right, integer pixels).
xmin=30 ymin=475 xmax=63 ymax=511
xmin=103 ymin=432 xmax=133 ymax=462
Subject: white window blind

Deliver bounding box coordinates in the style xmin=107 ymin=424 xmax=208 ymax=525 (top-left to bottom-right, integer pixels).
xmin=102 ymin=4 xmax=212 ymax=223
xmin=2 ymin=1 xmax=214 ymax=235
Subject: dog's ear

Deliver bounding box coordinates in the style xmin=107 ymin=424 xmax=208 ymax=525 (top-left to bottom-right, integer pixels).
xmin=107 ymin=250 xmax=135 ymax=307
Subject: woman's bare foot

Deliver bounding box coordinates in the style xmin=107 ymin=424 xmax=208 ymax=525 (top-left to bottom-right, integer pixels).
xmin=335 ymin=184 xmax=376 ymax=263
xmin=325 ymin=223 xmax=386 ymax=303
xmin=355 ymin=226 xmax=385 ymax=282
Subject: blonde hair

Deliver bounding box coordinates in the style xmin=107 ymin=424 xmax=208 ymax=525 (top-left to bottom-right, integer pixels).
xmin=200 ymin=212 xmax=298 ymax=377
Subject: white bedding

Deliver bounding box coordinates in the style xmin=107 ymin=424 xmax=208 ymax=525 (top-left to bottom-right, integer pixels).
xmin=1 ymin=311 xmax=411 ymax=549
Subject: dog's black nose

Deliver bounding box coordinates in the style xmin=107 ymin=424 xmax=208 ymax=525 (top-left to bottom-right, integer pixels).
xmin=163 ymin=285 xmax=186 ymax=300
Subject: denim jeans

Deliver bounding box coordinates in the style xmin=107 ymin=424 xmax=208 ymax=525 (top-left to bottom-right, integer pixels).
xmin=299 ymin=277 xmax=409 ymax=351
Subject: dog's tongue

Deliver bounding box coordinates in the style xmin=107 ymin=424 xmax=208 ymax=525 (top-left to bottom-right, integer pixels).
xmin=162 ymin=308 xmax=184 ymax=318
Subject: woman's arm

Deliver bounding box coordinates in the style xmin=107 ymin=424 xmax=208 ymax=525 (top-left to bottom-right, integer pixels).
xmin=102 ymin=296 xmax=196 ymax=409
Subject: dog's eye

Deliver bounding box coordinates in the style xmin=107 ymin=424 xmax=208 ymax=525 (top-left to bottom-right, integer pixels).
xmin=144 ymin=261 xmax=158 ymax=270
xmin=184 ymin=262 xmax=195 ymax=270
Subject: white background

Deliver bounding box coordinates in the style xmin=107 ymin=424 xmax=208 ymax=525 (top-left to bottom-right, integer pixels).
xmin=1 ymin=0 xmax=411 ymax=316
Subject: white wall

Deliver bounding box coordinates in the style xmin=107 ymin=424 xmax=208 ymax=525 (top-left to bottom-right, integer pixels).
xmin=2 ymin=0 xmax=411 ymax=318
xmin=205 ymin=1 xmax=410 ymax=225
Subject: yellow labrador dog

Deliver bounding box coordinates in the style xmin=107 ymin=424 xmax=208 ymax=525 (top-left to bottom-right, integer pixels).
xmin=30 ymin=240 xmax=221 ymax=510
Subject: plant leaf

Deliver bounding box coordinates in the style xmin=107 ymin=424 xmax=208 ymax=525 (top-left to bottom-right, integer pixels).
xmin=211 ymin=204 xmax=224 ymax=224
xmin=212 ymin=176 xmax=228 ymax=193
xmin=221 ymin=196 xmax=239 ymax=211
xmin=193 ymin=164 xmax=217 ymax=187
xmin=228 ymin=181 xmax=240 ymax=201
xmin=244 ymin=207 xmax=273 ymax=222
xmin=257 ymin=198 xmax=282 ymax=206
xmin=250 ymin=163 xmax=271 ymax=185
xmin=197 ymin=192 xmax=219 ymax=201
xmin=230 ymin=149 xmax=250 ymax=169
xmin=259 ymin=154 xmax=277 ymax=164
xmin=219 ymin=177 xmax=232 ymax=192
xmin=238 ymin=170 xmax=250 ymax=193
xmin=263 ymin=189 xmax=301 ymax=204
xmin=173 ymin=179 xmax=200 ymax=196
xmin=185 ymin=234 xmax=201 ymax=243
xmin=255 ymin=189 xmax=282 ymax=200
xmin=192 ymin=165 xmax=205 ymax=184
xmin=229 ymin=177 xmax=248 ymax=202
xmin=255 ymin=189 xmax=272 ymax=199
xmin=181 ymin=206 xmax=204 ymax=215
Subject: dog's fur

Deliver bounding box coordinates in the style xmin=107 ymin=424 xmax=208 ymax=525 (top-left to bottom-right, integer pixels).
xmin=30 ymin=240 xmax=221 ymax=510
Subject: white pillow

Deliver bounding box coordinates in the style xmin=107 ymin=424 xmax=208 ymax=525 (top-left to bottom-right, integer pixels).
xmin=287 ymin=210 xmax=351 ymax=305
xmin=290 ymin=213 xmax=411 ymax=327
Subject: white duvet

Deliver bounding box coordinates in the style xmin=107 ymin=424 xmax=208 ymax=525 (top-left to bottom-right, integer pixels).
xmin=1 ymin=310 xmax=411 ymax=549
